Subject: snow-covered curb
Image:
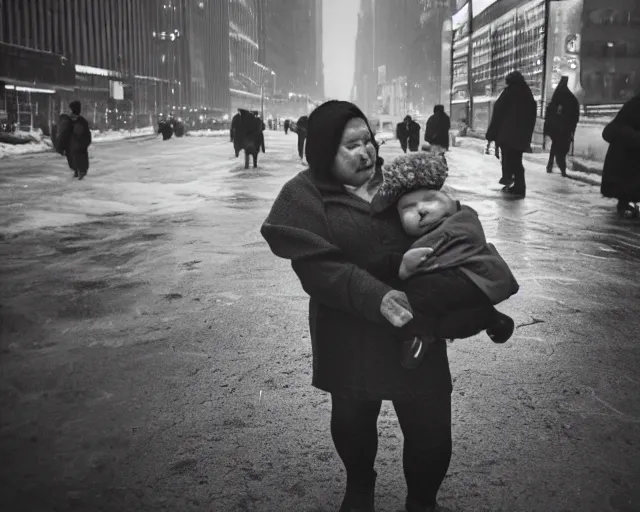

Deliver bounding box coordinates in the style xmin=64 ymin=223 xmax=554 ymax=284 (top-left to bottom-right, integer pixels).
xmin=0 ymin=127 xmax=157 ymax=159
xmin=91 ymin=126 xmax=156 ymax=142
xmin=185 ymin=129 xmax=229 ymax=137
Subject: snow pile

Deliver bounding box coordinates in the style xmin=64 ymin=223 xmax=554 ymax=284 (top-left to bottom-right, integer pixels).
xmin=0 ymin=138 xmax=53 ymax=158
xmin=0 ymin=126 xmax=157 ymax=160
xmin=186 ymin=129 xmax=229 ymax=137
xmin=91 ymin=126 xmax=156 ymax=142
xmin=376 ymin=131 xmax=396 ymax=142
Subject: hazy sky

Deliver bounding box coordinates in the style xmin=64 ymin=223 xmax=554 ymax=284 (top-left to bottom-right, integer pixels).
xmin=322 ymin=0 xmax=360 ymax=99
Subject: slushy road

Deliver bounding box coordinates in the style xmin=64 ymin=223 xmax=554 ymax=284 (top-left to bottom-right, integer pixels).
xmin=1 ymin=131 xmax=639 ymax=512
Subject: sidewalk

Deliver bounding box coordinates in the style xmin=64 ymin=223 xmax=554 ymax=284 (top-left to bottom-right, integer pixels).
xmin=0 ymin=126 xmax=157 ymax=159
xmin=456 ymin=136 xmax=604 ymax=187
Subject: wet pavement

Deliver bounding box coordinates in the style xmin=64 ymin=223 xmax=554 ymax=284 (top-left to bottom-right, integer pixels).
xmin=0 ymin=132 xmax=639 ymax=512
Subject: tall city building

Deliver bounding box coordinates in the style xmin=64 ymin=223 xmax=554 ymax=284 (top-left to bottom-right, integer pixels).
xmin=0 ymin=0 xmax=232 ymax=131
xmin=352 ymin=0 xmax=448 ymax=118
xmin=263 ymin=0 xmax=324 ymax=100
xmin=154 ymin=0 xmax=230 ymax=114
xmin=229 ymin=0 xmax=264 ymax=95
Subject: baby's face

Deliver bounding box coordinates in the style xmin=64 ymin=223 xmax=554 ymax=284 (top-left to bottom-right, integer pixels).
xmin=397 ymin=189 xmax=456 ymax=236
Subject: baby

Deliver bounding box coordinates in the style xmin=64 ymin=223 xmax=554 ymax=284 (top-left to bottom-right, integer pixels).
xmin=369 ymin=151 xmax=520 ymax=369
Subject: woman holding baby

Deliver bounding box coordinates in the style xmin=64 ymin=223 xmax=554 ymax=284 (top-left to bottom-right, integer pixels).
xmin=260 ymin=101 xmax=510 ymax=512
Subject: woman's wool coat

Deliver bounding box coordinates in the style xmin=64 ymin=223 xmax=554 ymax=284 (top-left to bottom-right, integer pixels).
xmin=261 ymin=168 xmax=460 ymax=400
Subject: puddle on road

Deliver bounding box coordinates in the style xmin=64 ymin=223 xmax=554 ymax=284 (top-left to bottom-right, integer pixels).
xmin=227 ymin=167 xmax=274 ymax=179
xmin=212 ymin=191 xmax=270 ymax=209
xmin=0 ymin=212 xmax=177 ymax=346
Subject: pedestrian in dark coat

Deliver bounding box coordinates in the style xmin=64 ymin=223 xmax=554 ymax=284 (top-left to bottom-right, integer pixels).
xmin=296 ymin=115 xmax=309 ymax=160
xmin=230 ymin=110 xmax=243 ymax=156
xmin=486 ymin=71 xmax=537 ymax=198
xmin=396 ymin=115 xmax=421 ymax=153
xmin=55 ymin=101 xmax=92 ymax=180
xmin=158 ymin=119 xmax=173 ymax=140
xmin=424 ymin=105 xmax=451 ymax=151
xmin=256 ymin=116 xmax=266 ymax=153
xmin=284 ymin=119 xmax=290 ymax=134
xmin=543 ymin=76 xmax=580 ymax=176
xmin=231 ymin=109 xmax=263 ymax=168
xmin=600 ymin=93 xmax=640 ymax=218
xmin=261 ymin=100 xmax=494 ymax=512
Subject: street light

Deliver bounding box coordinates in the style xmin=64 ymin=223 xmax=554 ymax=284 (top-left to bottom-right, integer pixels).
xmin=253 ymin=61 xmax=276 ymax=118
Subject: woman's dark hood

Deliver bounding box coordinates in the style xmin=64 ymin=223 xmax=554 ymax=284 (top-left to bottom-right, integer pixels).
xmin=305 ymin=100 xmax=378 ymax=181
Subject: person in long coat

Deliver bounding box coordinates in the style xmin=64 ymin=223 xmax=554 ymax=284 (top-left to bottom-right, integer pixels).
xmin=543 ymin=76 xmax=580 ymax=176
xmin=230 ymin=109 xmax=243 ymax=156
xmin=230 ymin=109 xmax=263 ymax=168
xmin=284 ymin=118 xmax=290 ymax=134
xmin=55 ymin=100 xmax=92 ymax=180
xmin=296 ymin=115 xmax=309 ymax=160
xmin=396 ymin=115 xmax=421 ymax=153
xmin=261 ymin=100 xmax=495 ymax=512
xmin=424 ymin=105 xmax=451 ymax=151
xmin=486 ymin=71 xmax=537 ymax=198
xmin=600 ymin=93 xmax=640 ymax=218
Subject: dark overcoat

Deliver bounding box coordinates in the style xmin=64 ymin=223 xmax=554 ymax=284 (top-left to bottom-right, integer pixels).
xmin=486 ymin=77 xmax=537 ymax=152
xmin=543 ymin=84 xmax=580 ymax=154
xmin=600 ymin=94 xmax=640 ymax=202
xmin=425 ymin=112 xmax=451 ymax=149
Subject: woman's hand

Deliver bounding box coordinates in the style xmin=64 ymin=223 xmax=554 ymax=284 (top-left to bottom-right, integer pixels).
xmin=380 ymin=290 xmax=414 ymax=327
xmin=399 ymin=247 xmax=435 ymax=280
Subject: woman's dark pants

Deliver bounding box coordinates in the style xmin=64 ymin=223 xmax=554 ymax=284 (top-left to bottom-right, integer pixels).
xmin=331 ymin=393 xmax=452 ymax=508
xmin=501 ymin=149 xmax=526 ymax=193
xmin=547 ymin=141 xmax=567 ymax=174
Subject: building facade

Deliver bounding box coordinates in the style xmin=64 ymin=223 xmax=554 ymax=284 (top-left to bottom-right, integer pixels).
xmin=229 ymin=0 xmax=263 ymax=95
xmin=352 ymin=0 xmax=450 ymax=120
xmin=442 ymin=0 xmax=640 ymax=131
xmin=263 ymin=0 xmax=324 ymax=101
xmin=0 ymin=0 xmax=231 ymax=132
xmin=579 ymin=0 xmax=640 ymax=105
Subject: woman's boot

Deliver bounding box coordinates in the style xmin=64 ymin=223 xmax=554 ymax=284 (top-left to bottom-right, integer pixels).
xmin=405 ymin=499 xmax=454 ymax=512
xmin=339 ymin=488 xmax=375 ymax=512
xmin=339 ymin=473 xmax=376 ymax=512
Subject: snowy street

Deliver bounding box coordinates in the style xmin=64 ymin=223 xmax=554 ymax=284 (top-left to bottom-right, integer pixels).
xmin=1 ymin=131 xmax=639 ymax=512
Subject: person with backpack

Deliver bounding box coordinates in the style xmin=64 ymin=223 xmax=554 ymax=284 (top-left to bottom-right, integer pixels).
xmin=55 ymin=101 xmax=92 ymax=180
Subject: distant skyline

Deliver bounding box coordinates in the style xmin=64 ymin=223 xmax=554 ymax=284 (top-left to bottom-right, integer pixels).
xmin=322 ymin=0 xmax=360 ymax=99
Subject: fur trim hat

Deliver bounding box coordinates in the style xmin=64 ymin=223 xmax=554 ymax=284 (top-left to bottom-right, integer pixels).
xmin=371 ymin=151 xmax=448 ymax=213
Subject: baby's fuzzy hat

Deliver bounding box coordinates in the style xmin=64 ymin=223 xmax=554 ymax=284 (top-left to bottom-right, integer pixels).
xmin=371 ymin=151 xmax=448 ymax=213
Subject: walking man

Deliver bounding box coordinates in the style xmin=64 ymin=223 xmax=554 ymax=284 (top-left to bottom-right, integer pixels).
xmin=544 ymin=76 xmax=580 ymax=177
xmin=424 ymin=105 xmax=451 ymax=152
xmin=486 ymin=71 xmax=537 ymax=199
xmin=296 ymin=115 xmax=309 ymax=160
xmin=55 ymin=100 xmax=92 ymax=180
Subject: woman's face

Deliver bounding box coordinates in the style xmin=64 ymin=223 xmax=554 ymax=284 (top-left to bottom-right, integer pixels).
xmin=332 ymin=118 xmax=377 ymax=186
